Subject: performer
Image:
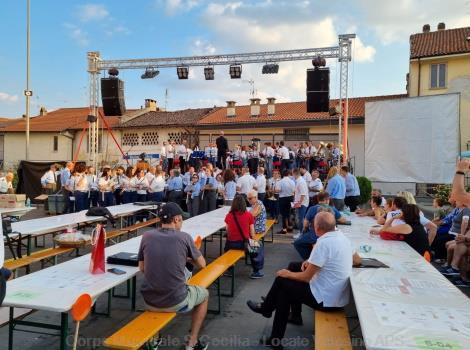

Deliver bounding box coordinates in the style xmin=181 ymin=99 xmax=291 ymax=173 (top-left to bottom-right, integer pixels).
xmin=216 ymin=131 xmax=228 ymax=169
xmin=184 ymin=173 xmax=201 ymax=217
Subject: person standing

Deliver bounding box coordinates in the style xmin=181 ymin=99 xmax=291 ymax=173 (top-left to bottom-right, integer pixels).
xmin=148 ymin=166 xmax=166 ymax=202
xmin=167 ymin=169 xmax=184 ymax=206
xmin=132 ymin=169 xmax=149 ymax=202
xmin=223 ymin=169 xmax=237 ymax=206
xmin=236 ymin=168 xmax=257 ymax=202
xmin=247 ymin=145 xmax=259 ymax=176
xmin=98 ymin=168 xmax=115 ymax=207
xmin=61 ymin=162 xmax=74 ymax=213
xmin=266 ymin=170 xmax=281 ymax=222
xmin=325 ymin=167 xmax=346 ymax=211
xmin=263 ymin=142 xmax=275 ymax=179
xmin=41 ymin=164 xmax=58 ymax=195
xmin=216 ymin=131 xmax=228 ymax=170
xmin=70 ymin=163 xmax=88 ymax=212
xmin=166 ymin=141 xmax=175 ymax=171
xmin=85 ymin=166 xmax=98 ymax=208
xmin=275 ymin=170 xmax=295 ymax=234
xmin=340 ymin=166 xmax=361 ymax=212
xmin=121 ymin=167 xmax=136 ymax=204
xmin=308 ymin=170 xmax=324 ymax=206
xmin=256 ymin=167 xmax=267 ymax=202
xmin=292 ymin=168 xmax=310 ymax=239
xmin=185 ymin=174 xmax=201 ymax=217
xmin=278 ymin=141 xmax=290 ymax=174
xmin=138 ymin=203 xmax=209 ymax=350
xmin=113 ymin=166 xmax=125 ymax=205
xmin=177 ymin=140 xmax=188 ymax=174
xmin=160 ymin=141 xmax=168 ymax=172
xmin=201 ymin=168 xmax=217 ymax=214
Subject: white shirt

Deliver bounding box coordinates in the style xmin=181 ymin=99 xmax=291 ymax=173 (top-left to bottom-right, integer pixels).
xmin=302 ymin=171 xmax=312 ymax=184
xmin=308 ymin=230 xmax=353 ymax=307
xmin=176 ymin=144 xmax=187 ymax=158
xmin=160 ymin=145 xmax=167 ymax=158
xmin=131 ymin=176 xmax=149 ymax=195
xmin=263 ymin=146 xmax=275 ymax=158
xmin=149 ymin=175 xmax=166 ymax=193
xmin=294 ymin=177 xmax=309 ymax=207
xmin=309 ymin=178 xmax=324 ymax=198
xmin=255 ymin=174 xmax=266 ymax=194
xmin=386 ymin=210 xmax=431 ymax=226
xmin=236 ymin=174 xmax=256 ymax=195
xmin=276 ymin=177 xmax=295 ymax=198
xmin=69 ymin=174 xmax=88 ymax=192
xmin=86 ymin=174 xmax=97 ymax=190
xmin=98 ymin=177 xmax=114 ymax=192
xmin=279 ymin=146 xmax=290 ymax=160
xmin=41 ymin=170 xmax=57 ymax=186
xmin=0 ymin=177 xmax=8 ymax=193
xmin=166 ymin=145 xmax=174 ymax=158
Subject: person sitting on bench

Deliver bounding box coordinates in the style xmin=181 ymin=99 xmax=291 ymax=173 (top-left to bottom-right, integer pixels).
xmin=246 ymin=211 xmax=361 ymax=350
xmin=138 ymin=202 xmax=209 ymax=350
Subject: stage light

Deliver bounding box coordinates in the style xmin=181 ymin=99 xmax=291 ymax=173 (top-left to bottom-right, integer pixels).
xmin=141 ymin=68 xmax=159 ymax=79
xmin=262 ymin=63 xmax=279 ymax=74
xmin=229 ymin=64 xmax=242 ymax=79
xmin=177 ymin=66 xmax=189 ymax=79
xmin=204 ymin=66 xmax=214 ymax=80
xmin=312 ymin=55 xmax=326 ymax=67
xmin=108 ymin=67 xmax=119 ymax=76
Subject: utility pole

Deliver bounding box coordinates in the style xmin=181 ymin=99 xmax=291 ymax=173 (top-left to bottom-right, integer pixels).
xmin=25 ymin=0 xmax=31 ymax=160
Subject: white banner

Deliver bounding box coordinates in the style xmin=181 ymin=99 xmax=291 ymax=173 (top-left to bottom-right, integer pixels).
xmin=365 ymin=94 xmax=460 ymax=183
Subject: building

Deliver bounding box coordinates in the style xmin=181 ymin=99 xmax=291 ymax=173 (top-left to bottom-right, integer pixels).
xmin=197 ymin=95 xmax=405 ymax=176
xmin=408 ymin=24 xmax=470 ymax=152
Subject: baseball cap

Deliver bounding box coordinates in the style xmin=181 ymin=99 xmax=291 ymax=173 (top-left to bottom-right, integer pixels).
xmin=158 ymin=202 xmax=189 ymax=220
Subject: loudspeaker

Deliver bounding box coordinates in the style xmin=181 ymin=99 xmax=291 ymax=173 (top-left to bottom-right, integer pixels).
xmin=101 ymin=78 xmax=126 ymax=116
xmin=306 ymin=68 xmax=330 ymax=112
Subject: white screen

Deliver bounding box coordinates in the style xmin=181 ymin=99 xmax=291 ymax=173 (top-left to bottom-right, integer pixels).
xmin=365 ymin=94 xmax=459 ymax=183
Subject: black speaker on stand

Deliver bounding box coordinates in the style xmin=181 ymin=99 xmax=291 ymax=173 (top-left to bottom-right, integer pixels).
xmin=101 ymin=78 xmax=126 ymax=116
xmin=306 ymin=67 xmax=330 ymax=112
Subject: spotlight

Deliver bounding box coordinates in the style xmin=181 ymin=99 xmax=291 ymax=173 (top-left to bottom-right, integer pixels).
xmin=87 ymin=114 xmax=97 ymax=123
xmin=108 ymin=67 xmax=119 ymax=77
xmin=204 ymin=66 xmax=214 ymax=80
xmin=262 ymin=63 xmax=279 ymax=74
xmin=141 ymin=67 xmax=159 ymax=79
xmin=177 ymin=66 xmax=189 ymax=79
xmin=312 ymin=56 xmax=326 ymax=68
xmin=229 ymin=64 xmax=242 ymax=79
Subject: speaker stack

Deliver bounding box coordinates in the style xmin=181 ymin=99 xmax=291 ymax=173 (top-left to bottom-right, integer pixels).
xmin=306 ymin=67 xmax=330 ymax=113
xmin=101 ymin=78 xmax=126 ymax=116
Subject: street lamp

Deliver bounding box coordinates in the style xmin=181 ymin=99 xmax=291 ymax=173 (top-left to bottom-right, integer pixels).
xmin=25 ymin=0 xmax=31 ymax=160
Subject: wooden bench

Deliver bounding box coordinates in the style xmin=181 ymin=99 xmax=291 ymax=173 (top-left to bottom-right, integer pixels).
xmin=254 ymin=219 xmax=275 ymax=242
xmin=104 ymin=249 xmax=245 ymax=350
xmin=314 ymin=310 xmax=352 ymax=350
xmin=106 ymin=218 xmax=160 ymax=244
xmin=4 ymin=246 xmax=75 ymax=273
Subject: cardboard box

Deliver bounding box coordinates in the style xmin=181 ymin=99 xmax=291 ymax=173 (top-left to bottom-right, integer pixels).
xmin=0 ymin=194 xmax=26 ymax=202
xmin=0 ymin=200 xmax=25 ymax=208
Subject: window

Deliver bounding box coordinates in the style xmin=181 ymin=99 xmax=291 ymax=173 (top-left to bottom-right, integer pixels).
xmin=53 ymin=136 xmax=58 ymax=152
xmin=284 ymin=128 xmax=309 ymax=141
xmin=122 ymin=133 xmax=140 ymax=146
xmin=430 ymin=63 xmax=446 ymax=89
xmin=141 ymin=131 xmax=159 ymax=145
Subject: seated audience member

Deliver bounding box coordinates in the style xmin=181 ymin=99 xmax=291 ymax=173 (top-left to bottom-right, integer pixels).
xmin=376 ymin=198 xmax=393 ymax=225
xmin=433 ymin=197 xmax=451 ymax=222
xmin=138 ymin=203 xmax=208 ymax=350
xmin=369 ymin=196 xmax=386 ymax=221
xmin=356 ymin=189 xmax=385 ymax=216
xmin=224 ymin=195 xmax=263 ymax=279
xmin=246 ymin=212 xmax=361 ymax=350
xmin=294 ymin=192 xmax=349 ymax=260
xmin=373 ymin=204 xmax=430 ymax=256
xmin=432 ymin=201 xmax=467 ymax=260
xmin=441 ymin=232 xmax=470 ymax=286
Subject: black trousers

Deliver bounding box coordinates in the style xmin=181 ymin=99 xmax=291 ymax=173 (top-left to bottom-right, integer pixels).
xmin=344 ymin=195 xmax=360 ymax=212
xmin=248 ymin=158 xmax=259 ymax=175
xmin=263 ymin=262 xmax=331 ymax=340
xmin=179 ymin=156 xmax=186 ymax=174
xmin=168 ymin=158 xmax=174 ymax=171
xmin=279 ymin=196 xmax=293 ymax=229
xmin=280 ymin=159 xmax=290 ymax=174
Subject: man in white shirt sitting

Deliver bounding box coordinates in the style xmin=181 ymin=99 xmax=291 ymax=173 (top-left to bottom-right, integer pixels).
xmin=256 ymin=167 xmax=267 ymax=202
xmin=236 ymin=167 xmax=257 ymax=200
xmin=247 ymin=212 xmax=361 ymax=349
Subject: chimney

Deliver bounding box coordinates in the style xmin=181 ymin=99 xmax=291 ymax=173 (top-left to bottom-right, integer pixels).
xmin=437 ymin=22 xmax=445 ymax=31
xmin=267 ymin=97 xmax=276 ymax=116
xmin=250 ymin=98 xmax=261 ymax=117
xmin=422 ymin=24 xmax=430 ymax=33
xmin=226 ymin=101 xmax=236 ymax=118
xmin=145 ymin=99 xmax=158 ymax=112
xmin=39 ymin=106 xmax=47 ymax=116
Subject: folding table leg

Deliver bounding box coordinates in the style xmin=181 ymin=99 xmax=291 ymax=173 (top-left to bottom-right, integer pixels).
xmin=131 ymin=276 xmax=137 ymax=311
xmin=8 ymin=307 xmax=14 ymax=350
xmin=60 ymin=312 xmax=69 ymax=350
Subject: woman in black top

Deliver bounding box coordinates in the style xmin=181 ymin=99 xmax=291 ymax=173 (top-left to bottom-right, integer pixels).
xmin=380 ymin=204 xmax=430 ymax=255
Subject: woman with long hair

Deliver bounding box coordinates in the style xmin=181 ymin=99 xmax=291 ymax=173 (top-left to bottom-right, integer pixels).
xmin=223 ymin=169 xmax=237 ymax=206
xmin=148 ymin=165 xmax=166 ymax=202
xmin=98 ymin=167 xmax=115 ymax=207
xmin=71 ymin=163 xmax=88 ymax=212
xmin=224 ymin=195 xmax=263 ymax=278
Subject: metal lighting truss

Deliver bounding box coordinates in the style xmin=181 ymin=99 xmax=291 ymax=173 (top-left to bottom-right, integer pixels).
xmin=87 ymin=34 xmax=355 ymax=166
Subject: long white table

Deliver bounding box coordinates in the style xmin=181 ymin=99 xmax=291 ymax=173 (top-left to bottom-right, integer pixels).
xmin=342 ymin=214 xmax=470 ymax=350
xmin=3 ymin=206 xmax=229 ymax=350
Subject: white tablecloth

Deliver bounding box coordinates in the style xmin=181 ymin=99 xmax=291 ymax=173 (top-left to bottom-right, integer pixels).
xmin=342 ymin=214 xmax=470 ymax=350
xmin=3 ymin=206 xmax=230 ymax=313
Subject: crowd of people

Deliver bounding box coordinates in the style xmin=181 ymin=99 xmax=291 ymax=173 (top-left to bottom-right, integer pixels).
xmin=30 ymin=139 xmax=470 ymax=349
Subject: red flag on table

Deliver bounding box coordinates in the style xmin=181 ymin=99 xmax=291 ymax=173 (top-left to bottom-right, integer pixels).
xmin=89 ymin=224 xmax=106 ymax=274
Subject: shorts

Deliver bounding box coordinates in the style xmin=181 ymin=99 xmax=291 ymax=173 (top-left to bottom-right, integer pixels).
xmin=145 ymin=285 xmax=208 ymax=314
xmin=0 ymin=267 xmax=12 ymax=281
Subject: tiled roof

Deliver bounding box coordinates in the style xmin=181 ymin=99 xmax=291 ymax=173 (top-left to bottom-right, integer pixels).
xmin=0 ymin=117 xmax=21 ymax=129
xmin=410 ymin=27 xmax=470 ymax=59
xmin=197 ymin=95 xmax=406 ymax=126
xmin=119 ymin=108 xmax=217 ymax=128
xmin=2 ymin=108 xmax=121 ymax=132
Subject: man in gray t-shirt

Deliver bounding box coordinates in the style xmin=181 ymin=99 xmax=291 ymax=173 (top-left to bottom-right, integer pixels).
xmin=138 ymin=203 xmax=209 ymax=350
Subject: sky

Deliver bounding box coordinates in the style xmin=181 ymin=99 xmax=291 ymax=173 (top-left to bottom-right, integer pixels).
xmin=0 ymin=0 xmax=469 ymax=117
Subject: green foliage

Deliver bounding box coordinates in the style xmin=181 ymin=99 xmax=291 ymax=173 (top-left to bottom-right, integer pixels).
xmin=356 ymin=176 xmax=372 ymax=204
xmin=432 ymin=184 xmax=452 ymax=203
